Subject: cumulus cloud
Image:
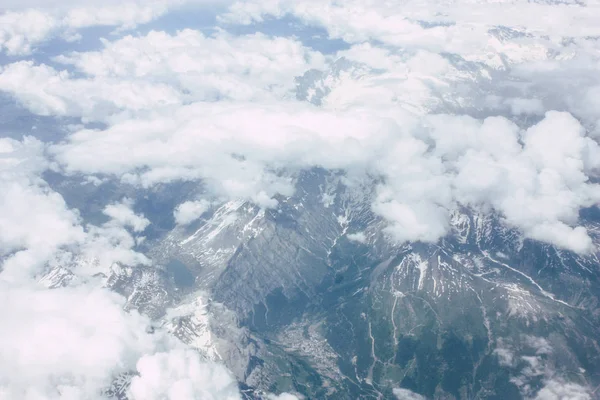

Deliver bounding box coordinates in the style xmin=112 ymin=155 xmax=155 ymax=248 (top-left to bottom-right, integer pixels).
xmin=78 ymin=224 xmax=150 ymax=272
xmin=393 ymin=388 xmax=426 ymax=400
xmin=445 ymin=111 xmax=600 ymax=253
xmin=128 ymin=349 xmax=241 ymax=400
xmin=220 ymin=0 xmax=600 ymax=68
xmin=347 ymin=232 xmax=367 ymax=243
xmin=523 ymin=336 xmax=552 ymax=355
xmin=3 ymin=50 xmax=599 ymax=252
xmin=4 ymin=15 xmax=594 ymax=252
xmin=55 ymin=29 xmax=326 ymax=103
xmin=494 ymin=347 xmax=515 ymax=367
xmin=128 ymin=349 xmax=299 ymax=400
xmin=267 ymin=394 xmax=301 ymax=400
xmin=0 ymin=30 xmax=324 ymax=123
xmin=0 ymin=10 xmax=60 ymax=55
xmin=533 ymin=380 xmax=591 ymax=400
xmin=0 ymin=0 xmax=231 ymax=55
xmin=498 ymin=335 xmax=591 ymax=400
xmin=0 ymin=278 xmax=250 ymax=400
xmin=0 ymin=61 xmax=182 ymax=120
xmin=0 ymin=283 xmax=160 ymax=399
xmin=0 ymin=137 xmax=151 ymax=279
xmin=506 ymin=98 xmax=545 ymax=116
xmin=0 ymin=137 xmax=85 ymax=280
xmin=174 ymin=200 xmax=211 ymax=225
xmin=103 ymin=198 xmax=150 ymax=233
xmin=2 ymin=3 xmax=597 ymax=253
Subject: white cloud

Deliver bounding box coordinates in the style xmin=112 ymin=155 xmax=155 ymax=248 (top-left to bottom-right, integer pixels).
xmin=500 ymin=335 xmax=590 ymax=400
xmin=494 ymin=347 xmax=515 ymax=367
xmin=18 ymin=88 xmax=599 ymax=254
xmin=393 ymin=388 xmax=426 ymax=400
xmin=128 ymin=349 xmax=242 ymax=400
xmin=0 ymin=10 xmax=59 ymax=55
xmin=79 ymin=224 xmax=151 ymax=272
xmin=220 ymin=0 xmax=600 ymax=68
xmin=506 ymin=98 xmax=545 ymax=116
xmin=174 ymin=200 xmax=211 ymax=225
xmin=347 ymin=232 xmax=367 ymax=243
xmin=103 ymin=198 xmax=150 ymax=233
xmin=0 ymin=283 xmax=160 ymax=399
xmin=0 ymin=137 xmax=85 ymax=281
xmin=0 ymin=278 xmax=250 ymax=400
xmin=0 ymin=181 xmax=84 ymax=273
xmin=533 ymin=380 xmax=591 ymax=400
xmin=0 ymin=61 xmax=182 ymax=120
xmin=63 ymin=2 xmax=171 ymax=30
xmin=0 ymin=0 xmax=230 ymax=55
xmin=523 ymin=336 xmax=552 ymax=355
xmin=267 ymin=394 xmax=301 ymax=400
xmin=55 ymin=29 xmax=325 ymax=103
xmin=0 ymin=30 xmax=324 ymax=121
xmin=0 ymin=137 xmax=152 ymax=280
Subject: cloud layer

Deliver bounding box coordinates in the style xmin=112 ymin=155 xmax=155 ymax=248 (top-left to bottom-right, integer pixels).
xmin=0 ymin=0 xmax=233 ymax=55
xmin=1 ymin=17 xmax=599 ymax=252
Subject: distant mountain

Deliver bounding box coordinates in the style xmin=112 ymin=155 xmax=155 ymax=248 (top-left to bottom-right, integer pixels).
xmin=42 ymin=167 xmax=599 ymax=399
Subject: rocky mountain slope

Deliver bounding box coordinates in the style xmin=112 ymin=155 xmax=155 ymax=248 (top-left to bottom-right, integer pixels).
xmin=45 ymin=167 xmax=599 ymax=399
